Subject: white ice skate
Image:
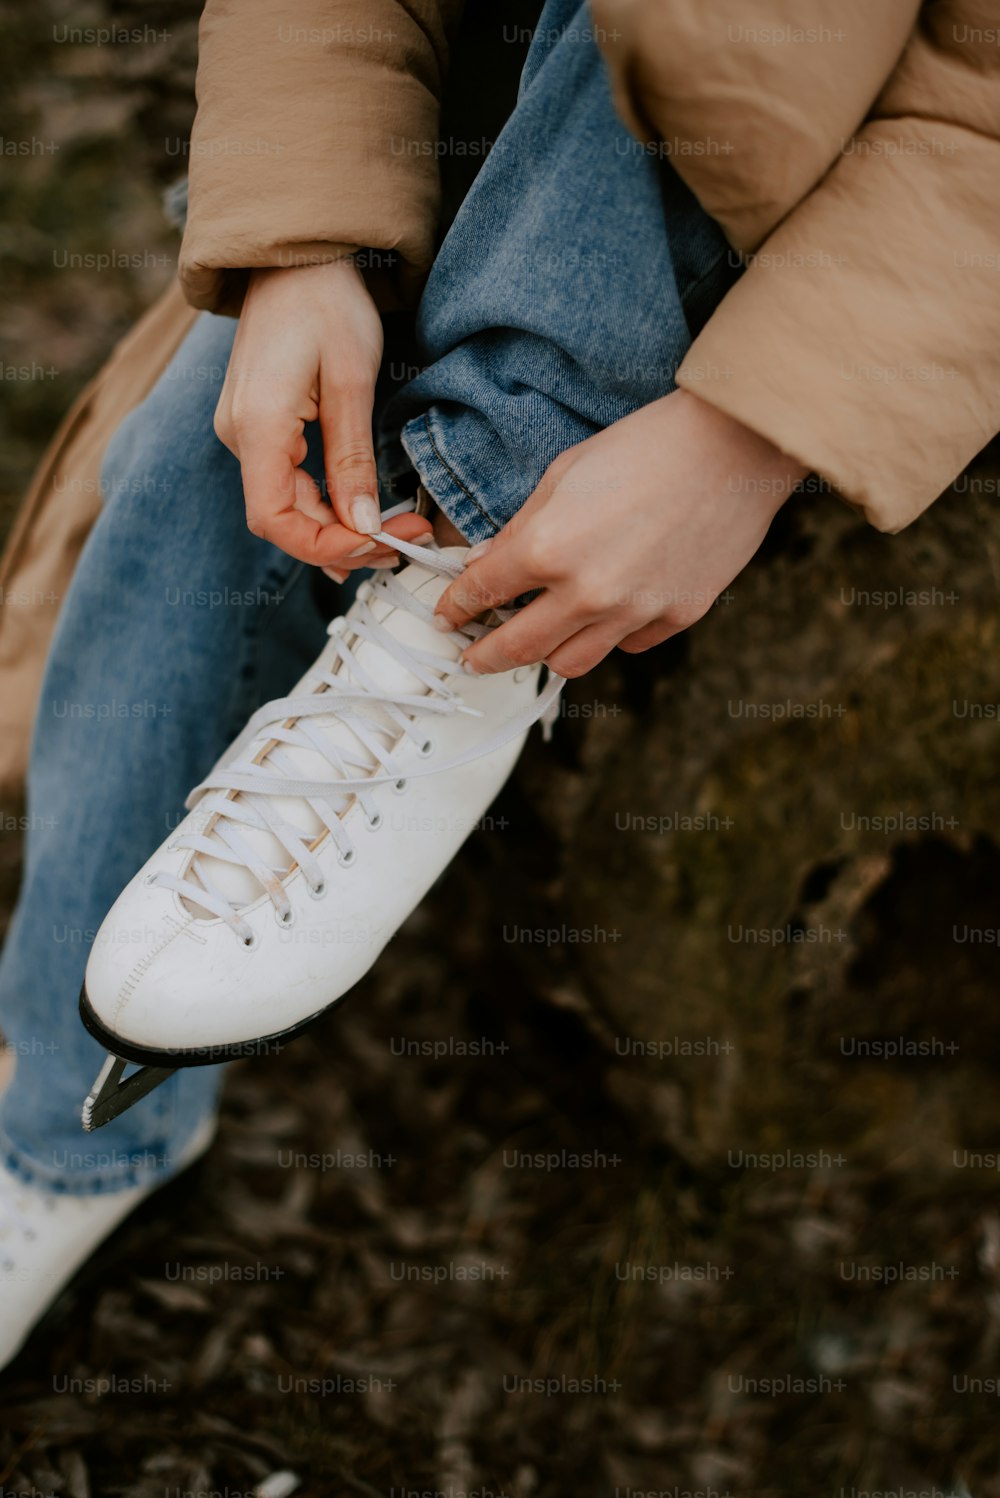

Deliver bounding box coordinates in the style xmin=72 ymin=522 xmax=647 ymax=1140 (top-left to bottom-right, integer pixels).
xmin=80 ymin=520 xmax=562 ymax=1128
xmin=0 ymin=1113 xmax=214 ymax=1369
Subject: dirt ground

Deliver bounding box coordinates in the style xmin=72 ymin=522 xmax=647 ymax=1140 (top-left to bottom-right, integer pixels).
xmin=4 ymin=816 xmax=1000 ymax=1496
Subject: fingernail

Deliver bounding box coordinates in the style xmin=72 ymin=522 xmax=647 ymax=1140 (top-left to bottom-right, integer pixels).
xmin=346 ymin=540 xmax=376 ymax=558
xmin=432 ymin=614 xmax=453 ymax=633
xmin=467 ymin=538 xmax=494 ymax=563
xmin=463 ymin=657 xmax=483 ymax=675
xmin=350 ymin=495 xmax=381 ymax=535
xmin=323 ymin=567 xmax=348 ymax=584
xmin=412 ymin=533 xmax=434 ymax=546
xmin=369 ymin=557 xmax=398 ymax=568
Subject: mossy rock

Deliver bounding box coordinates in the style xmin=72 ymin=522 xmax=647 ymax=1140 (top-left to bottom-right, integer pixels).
xmin=492 ymin=460 xmax=1000 ymax=1178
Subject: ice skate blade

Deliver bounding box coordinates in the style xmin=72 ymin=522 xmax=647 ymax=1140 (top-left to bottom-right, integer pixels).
xmin=82 ymin=1053 xmax=177 ymax=1132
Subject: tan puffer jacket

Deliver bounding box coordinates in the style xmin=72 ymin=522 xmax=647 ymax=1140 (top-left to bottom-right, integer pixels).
xmin=179 ymin=0 xmax=1000 ymax=534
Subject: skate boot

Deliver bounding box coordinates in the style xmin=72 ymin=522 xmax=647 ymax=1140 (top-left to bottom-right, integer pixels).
xmin=0 ymin=1113 xmax=214 ymax=1368
xmin=80 ymin=527 xmax=562 ymax=1126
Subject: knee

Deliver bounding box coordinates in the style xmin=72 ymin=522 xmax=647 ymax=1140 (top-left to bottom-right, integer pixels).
xmin=98 ymin=313 xmax=238 ymax=529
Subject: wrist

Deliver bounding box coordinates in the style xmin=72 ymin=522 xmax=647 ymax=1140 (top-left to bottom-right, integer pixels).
xmin=246 ymin=253 xmax=371 ymax=299
xmin=672 ymin=387 xmax=809 ymax=514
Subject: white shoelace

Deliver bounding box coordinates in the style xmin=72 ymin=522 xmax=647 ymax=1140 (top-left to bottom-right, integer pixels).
xmin=155 ymin=525 xmax=564 ymax=942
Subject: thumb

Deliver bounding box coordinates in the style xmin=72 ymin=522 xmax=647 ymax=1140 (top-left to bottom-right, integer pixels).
xmin=319 ymin=374 xmax=381 ymax=536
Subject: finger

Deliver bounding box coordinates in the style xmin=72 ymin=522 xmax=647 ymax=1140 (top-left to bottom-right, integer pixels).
xmin=262 ymin=501 xmax=377 ymax=567
xmin=380 ymin=514 xmax=434 ymax=545
xmin=617 ymin=619 xmax=681 ymax=654
xmin=333 ymin=513 xmax=435 ymax=571
xmin=434 ymin=533 xmax=546 ymax=630
xmin=319 ymin=371 xmax=381 ymax=536
xmin=545 ymin=620 xmax=625 ymax=679
xmin=461 ymin=593 xmax=588 ymax=677
xmin=432 ymin=449 xmax=580 ymax=629
xmin=296 ymin=497 xmax=385 ymax=563
xmin=334 ymin=546 xmax=398 ymax=570
xmin=292 ymin=474 xmax=336 ymax=529
xmin=238 ymin=412 xmax=308 ymax=529
xmin=241 ymin=436 xmax=387 ymax=566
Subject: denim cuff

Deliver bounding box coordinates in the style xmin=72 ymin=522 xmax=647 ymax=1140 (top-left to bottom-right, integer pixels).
xmin=0 ymin=1120 xmax=187 ymax=1195
xmin=400 ymin=411 xmax=510 ymax=544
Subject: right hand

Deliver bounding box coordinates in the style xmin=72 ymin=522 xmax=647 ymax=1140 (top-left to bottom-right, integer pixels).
xmin=213 ymin=260 xmax=431 ymax=570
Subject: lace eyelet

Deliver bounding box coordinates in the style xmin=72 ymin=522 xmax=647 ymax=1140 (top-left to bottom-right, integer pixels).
xmin=418 ymin=739 xmax=433 ymax=757
xmin=366 ymin=811 xmax=383 ymax=831
xmin=241 ymin=931 xmax=258 ymax=950
xmin=143 ymin=873 xmax=157 ymax=887
xmin=393 ymin=779 xmax=407 ymax=794
xmin=338 ymin=848 xmax=357 ymax=868
xmin=307 ymin=880 xmax=326 ymax=900
xmin=275 ymin=906 xmax=295 ymax=928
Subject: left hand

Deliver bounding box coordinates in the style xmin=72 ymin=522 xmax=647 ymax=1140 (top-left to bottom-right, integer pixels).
xmin=433 ymin=388 xmax=809 ymax=678
xmin=213 ymin=262 xmax=431 ymax=573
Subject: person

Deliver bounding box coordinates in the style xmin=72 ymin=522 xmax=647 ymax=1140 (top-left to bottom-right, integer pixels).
xmin=0 ymin=0 xmax=997 ymax=1367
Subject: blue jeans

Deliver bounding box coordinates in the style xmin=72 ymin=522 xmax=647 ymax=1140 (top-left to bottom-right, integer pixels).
xmin=382 ymin=0 xmax=737 ymax=536
xmin=0 ymin=0 xmax=735 ymax=1191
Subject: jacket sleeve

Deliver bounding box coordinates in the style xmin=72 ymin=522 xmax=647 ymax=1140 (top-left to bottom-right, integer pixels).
xmin=178 ymin=0 xmax=462 ymax=316
xmin=596 ymin=0 xmax=1000 ymax=532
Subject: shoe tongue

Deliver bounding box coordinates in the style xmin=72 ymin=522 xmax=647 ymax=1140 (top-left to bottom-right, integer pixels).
xmin=183 ymin=548 xmax=468 ymax=915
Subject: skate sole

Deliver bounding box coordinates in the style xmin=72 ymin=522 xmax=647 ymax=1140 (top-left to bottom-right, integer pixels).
xmin=78 ymin=983 xmax=341 ymax=1067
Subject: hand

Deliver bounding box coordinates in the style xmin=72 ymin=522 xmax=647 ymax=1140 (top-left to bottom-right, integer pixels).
xmin=434 ymin=389 xmax=808 ymax=677
xmin=213 ymin=261 xmax=431 ymax=570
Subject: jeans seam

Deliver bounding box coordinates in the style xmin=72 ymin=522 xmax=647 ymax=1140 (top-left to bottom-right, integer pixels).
xmin=422 ymin=413 xmax=500 ymax=534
